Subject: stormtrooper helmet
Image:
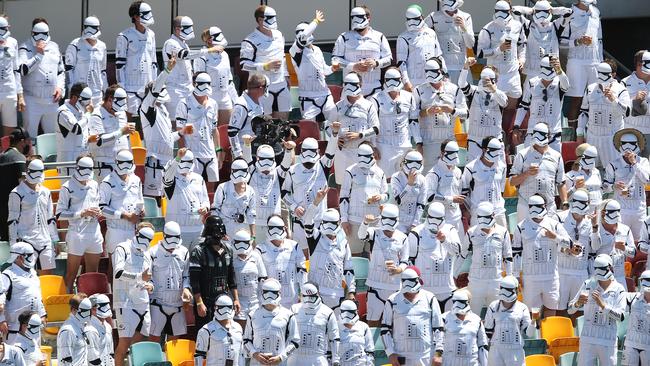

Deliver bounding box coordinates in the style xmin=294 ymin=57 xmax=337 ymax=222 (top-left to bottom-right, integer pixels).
xmin=483 ymin=137 xmax=502 ymax=163
xmin=79 ymin=87 xmax=93 ymax=108
xmin=138 ymin=2 xmax=155 ymax=27
xmin=261 ymin=278 xmax=282 ymax=306
xmin=112 ymin=87 xmax=128 ymax=112
xmin=82 ymin=16 xmax=101 ymax=40
xmin=528 ymin=195 xmax=547 ymax=220
xmin=115 ymin=150 xmax=135 ymax=175
xmin=480 ymin=68 xmax=497 ymax=90
xmin=320 ymin=209 xmax=341 ymax=236
xmin=300 ymin=138 xmax=319 ymax=165
xmin=639 ymin=270 xmax=650 ymax=292
xmin=178 ymin=16 xmax=194 ymax=41
xmin=499 ymin=276 xmax=519 ymax=303
xmin=531 ymin=123 xmax=550 ymax=147
xmin=194 ymin=72 xmax=213 ymax=97
xmin=403 ymin=150 xmax=423 ymax=174
xmin=641 ymin=51 xmax=650 ymax=75
xmin=76 ymin=298 xmax=93 ymax=321
xmin=357 ymin=143 xmax=375 ymax=169
xmin=427 ymin=202 xmax=445 ymax=234
xmin=178 ymin=149 xmax=195 ymax=175
xmin=476 ymin=202 xmax=496 ymax=229
xmin=383 ymin=68 xmax=403 ymax=92
xmin=340 ymin=300 xmax=359 ymax=324
xmin=579 ymin=145 xmax=598 ymax=171
xmin=0 ymin=17 xmax=11 ymax=40
xmin=405 ymin=6 xmax=424 ymax=32
xmin=256 ymin=144 xmax=276 ymax=173
xmin=25 ymin=313 xmax=42 ymax=339
xmin=267 ymin=215 xmax=286 ymax=241
xmin=380 ymin=204 xmax=399 ymax=232
xmin=232 ymin=230 xmax=252 ymax=257
xmin=74 ymin=156 xmax=94 ymax=182
xmin=425 ymin=59 xmax=444 ymax=84
xmin=532 ymin=1 xmax=552 ymax=27
xmin=214 ymin=294 xmax=235 ymax=321
xmin=208 ymin=27 xmax=227 ymax=47
xmin=230 ymin=158 xmax=250 ymax=183
xmin=451 ymin=290 xmax=471 ymax=315
xmin=350 ymin=7 xmax=369 ymax=30
xmin=539 ymin=56 xmax=556 ymax=81
xmin=400 ymin=267 xmax=423 ymax=294
xmin=92 ymin=294 xmax=112 ymax=319
xmin=134 ymin=226 xmax=155 ymax=252
xmin=261 ymin=6 xmax=278 ymax=31
xmin=596 ymin=62 xmax=613 ymax=86
xmin=343 ymin=73 xmax=362 ymax=97
xmin=493 ymin=1 xmax=512 ymax=26
xmin=602 ymin=200 xmax=621 ymax=225
xmin=301 ymin=282 xmax=321 ymax=309
xmin=441 ymin=141 xmax=460 ymax=166
xmin=570 ymin=189 xmax=590 ymax=216
xmin=442 ymin=0 xmax=464 ymax=13
xmin=161 ymin=221 xmax=182 ymax=251
xmin=10 ymin=242 xmax=36 ymax=269
xmin=31 ymin=22 xmax=50 ymax=45
xmin=295 ymin=22 xmax=314 ymax=47
xmin=618 ymin=132 xmax=641 ymax=154
xmin=593 ymin=254 xmax=614 ymax=281
xmin=25 ymin=159 xmax=45 ymax=185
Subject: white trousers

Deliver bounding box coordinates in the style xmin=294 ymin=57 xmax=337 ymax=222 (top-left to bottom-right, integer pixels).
xmin=23 ymin=95 xmax=58 ymax=137
xmin=578 ymin=341 xmax=617 ymax=366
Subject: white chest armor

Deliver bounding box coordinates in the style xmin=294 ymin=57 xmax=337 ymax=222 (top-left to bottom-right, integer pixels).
xmin=429 ymin=11 xmax=470 ymax=69
xmin=90 ymin=107 xmax=129 ymax=163
xmin=566 ymin=170 xmax=602 ymax=209
xmin=56 ymin=102 xmax=89 ymax=162
xmin=234 ymin=252 xmax=263 ymax=300
xmin=89 ymin=317 xmax=113 ymax=366
xmin=241 ymin=29 xmax=286 ymax=86
xmin=584 ymin=83 xmax=626 ymax=136
xmin=556 ymin=211 xmax=591 ymax=273
xmin=162 ymin=36 xmax=193 ymax=92
xmin=112 ymin=241 xmax=149 ymax=309
xmin=397 ymin=28 xmax=441 ymax=85
xmin=101 ymin=173 xmax=142 ymax=231
xmin=250 ymin=170 xmax=281 ymax=223
xmin=345 ymin=165 xmax=385 ymax=223
xmin=67 ymin=38 xmax=107 ymax=97
xmin=415 ymin=82 xmax=459 ymax=142
xmin=518 ymin=219 xmax=560 ymax=278
xmin=249 ymin=307 xmax=294 ymax=355
xmin=524 ymin=25 xmax=559 ymax=77
xmin=166 ymin=172 xmax=206 ymax=227
xmin=286 ymin=162 xmax=328 ymax=221
xmin=594 ymin=224 xmax=632 ymax=278
xmin=367 ymin=230 xmax=408 ymax=290
xmin=291 ymin=303 xmax=334 ymax=356
xmin=442 ymin=311 xmax=483 ymax=364
xmin=526 ymin=77 xmax=564 ymax=132
xmin=2 ymin=266 xmax=42 ymax=331
xmin=0 ymin=37 xmax=19 ymax=98
xmin=515 ymin=147 xmax=562 ymax=202
xmin=468 ymin=226 xmax=509 ymax=281
xmin=482 ymin=21 xmax=522 ymax=74
xmin=141 ymin=100 xmax=173 ymax=159
xmin=194 ymin=51 xmax=233 ymax=93
xmin=336 ymin=29 xmax=387 ymax=94
xmin=57 ymin=317 xmax=88 ymax=366
xmin=9 ymin=183 xmax=53 ymax=247
xmin=391 ymin=171 xmax=425 ymax=227
xmin=463 ymin=159 xmax=506 ymax=212
xmin=411 ymin=224 xmax=456 ymax=294
xmin=60 ymin=179 xmax=101 ymax=233
xmin=178 ymin=96 xmax=217 ymax=158
xmin=199 ymin=321 xmax=243 ymax=366
xmin=336 ymin=99 xmax=377 ymax=150
xmin=150 ymin=244 xmax=188 ymax=306
xmin=388 ymin=291 xmax=437 ymax=356
xmin=373 ymin=90 xmax=414 ymax=147
xmin=295 ymin=45 xmax=329 ymax=97
xmin=20 ymin=41 xmax=62 ymax=98
xmin=565 ymin=8 xmax=601 ymax=63
xmin=580 ymin=279 xmax=625 ymax=345
xmin=607 ymin=157 xmax=649 ymax=212
xmin=258 ymin=241 xmax=302 ymax=305
xmin=625 ymin=294 xmax=650 ymax=349
xmin=309 ymin=235 xmax=349 ymax=295
xmin=339 ymin=321 xmax=372 ymax=366
xmin=487 ymin=301 xmax=529 ymax=349
xmin=426 ymin=162 xmax=462 ymax=221
xmin=12 ymin=333 xmax=41 ymax=366
xmin=623 ymin=73 xmax=650 ymax=133
xmin=116 ymin=27 xmax=156 ymax=92
xmin=467 ymin=90 xmax=503 ymax=140
xmin=214 ymin=182 xmax=255 ymax=228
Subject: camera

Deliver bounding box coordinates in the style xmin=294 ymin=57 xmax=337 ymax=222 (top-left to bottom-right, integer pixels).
xmin=251 ymin=115 xmax=299 ymax=158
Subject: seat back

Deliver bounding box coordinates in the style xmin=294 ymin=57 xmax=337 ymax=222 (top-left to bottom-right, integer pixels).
xmin=129 ymin=341 xmax=165 ymax=366
xmin=352 ymin=257 xmax=370 ymax=279
xmin=559 ymin=352 xmax=579 ymax=366
xmin=458 ymin=147 xmax=468 ymax=168
xmin=132 ymin=146 xmax=147 ymax=165
xmin=0 ymin=242 xmax=10 ymax=265
xmin=36 ymin=133 xmax=57 ymax=161
xmin=41 ymin=345 xmax=53 ymax=366
xmin=144 ymin=197 xmax=162 ymax=217
xmin=76 ymin=272 xmax=110 ymax=295
xmin=294 ymin=120 xmax=320 ymax=145
xmin=549 ymin=337 xmax=580 ymax=363
xmin=540 ymin=316 xmax=574 ymax=345
xmin=39 ymin=275 xmax=66 ymax=298
xmin=576 ymin=315 xmax=584 ymax=336
xmin=151 ymin=232 xmax=164 ymax=247
xmin=165 ymin=339 xmax=195 ymax=366
xmin=525 ymin=354 xmax=555 ymax=366
xmin=328 ymin=84 xmax=342 ymax=103
xmin=355 ymin=292 xmax=367 ymax=319
xmin=130 ymin=131 xmax=144 ymax=148
xmin=523 ymin=338 xmax=548 ymax=356
xmin=508 ymin=212 xmax=518 ymax=234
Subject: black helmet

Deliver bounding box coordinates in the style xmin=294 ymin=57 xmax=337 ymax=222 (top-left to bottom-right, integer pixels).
xmin=202 ymin=215 xmax=227 ymax=241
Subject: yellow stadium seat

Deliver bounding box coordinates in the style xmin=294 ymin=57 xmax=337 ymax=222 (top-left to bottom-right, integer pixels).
xmin=504 ymin=178 xmax=518 ymax=198
xmin=549 ymin=336 xmax=580 ymax=363
xmin=130 ymin=131 xmax=144 ymax=148
xmin=305 ymin=260 xmax=310 ymax=272
xmin=541 ymin=316 xmax=575 ymax=346
xmin=150 ymin=232 xmax=164 ymax=247
xmin=525 ymin=354 xmax=555 ymax=366
xmin=285 ymin=53 xmax=298 ymax=87
xmin=165 ymin=339 xmax=195 ymax=366
xmin=39 ymin=275 xmax=73 ymax=335
xmin=43 ymin=169 xmax=62 ymax=201
xmin=132 ymin=146 xmax=147 ymax=165
xmin=41 ymin=345 xmax=52 ymax=366
xmin=625 ymin=261 xmax=632 ymax=277
xmin=161 ymin=197 xmax=167 ymax=216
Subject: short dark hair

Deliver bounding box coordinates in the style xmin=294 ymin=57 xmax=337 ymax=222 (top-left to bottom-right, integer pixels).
xmin=69 ymin=82 xmax=88 ymax=98
xmin=254 ymin=5 xmax=266 ymax=20
xmin=440 ymin=139 xmax=453 ymax=153
xmin=172 ymin=15 xmax=183 ymax=28
xmin=70 ymin=293 xmax=88 ymax=311
xmin=129 ymin=1 xmax=144 ymax=21
xmin=604 ymin=58 xmax=617 ymax=75
xmin=634 ymin=50 xmax=647 ymax=67
xmin=103 ymin=84 xmax=122 ymax=102
xmin=481 ymin=136 xmax=496 ymax=149
xmin=9 ymin=128 xmax=29 ymax=146
xmin=18 ymin=311 xmax=36 ymax=326
xmin=31 ymin=17 xmax=48 ymax=27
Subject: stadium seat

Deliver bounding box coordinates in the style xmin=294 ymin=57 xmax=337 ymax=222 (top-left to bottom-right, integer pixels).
xmin=352 ymin=257 xmax=369 ymax=290
xmin=549 ymin=337 xmax=580 ymax=363
xmin=165 ymin=339 xmax=195 ymax=366
xmin=576 ymin=315 xmax=584 ymax=336
xmin=458 ymin=147 xmax=468 ymax=168
xmin=290 ymin=86 xmax=300 ymax=110
xmin=39 ymin=275 xmax=73 ymax=334
xmin=135 ymin=164 xmax=145 ymax=183
xmin=132 ymin=146 xmax=147 ymax=165
xmin=626 ymin=277 xmax=636 ymax=292
xmin=129 ymin=341 xmax=165 ymax=366
xmin=41 ymin=345 xmax=52 ymax=366
xmin=525 ymin=354 xmax=555 ymax=366
xmin=455 ymin=272 xmax=469 ymax=288
xmin=43 ymin=169 xmax=62 ymax=201
xmin=540 ymin=316 xmax=574 ymax=346
xmin=130 ymin=131 xmax=144 ymax=148
xmin=625 ymin=261 xmax=632 ymax=277
xmin=370 ymin=327 xmax=388 ymax=364
xmin=36 ymin=133 xmax=57 ymax=162
xmin=285 ymin=53 xmax=298 ymax=87
xmin=1 ymin=135 xmax=9 ymax=150
xmin=0 ymin=242 xmax=10 ymax=265
xmin=151 ymin=232 xmax=164 ymax=247
xmin=76 ymin=272 xmax=110 ymax=295
xmin=523 ymin=338 xmax=548 ymax=356
xmin=559 ymin=352 xmax=578 ymax=366
xmin=508 ymin=212 xmax=518 ymax=234
xmin=293 ymin=120 xmax=321 ymax=145
xmin=328 ymin=84 xmax=342 ymax=103
xmin=561 ymin=141 xmax=580 ymax=163
xmin=355 ymin=292 xmax=367 ymax=319
xmin=632 ymin=260 xmax=646 ymax=281
xmin=144 ymin=197 xmax=162 ymax=217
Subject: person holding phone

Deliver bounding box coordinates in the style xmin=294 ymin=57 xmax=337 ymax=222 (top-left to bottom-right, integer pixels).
xmin=425 ymin=140 xmax=464 ymax=236
xmin=390 ymin=151 xmax=427 ymax=233
xmin=210 ymin=157 xmax=256 ymax=237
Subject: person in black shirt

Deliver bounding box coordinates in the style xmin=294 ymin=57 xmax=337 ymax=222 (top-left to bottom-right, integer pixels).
xmin=0 ymin=128 xmax=30 ymax=241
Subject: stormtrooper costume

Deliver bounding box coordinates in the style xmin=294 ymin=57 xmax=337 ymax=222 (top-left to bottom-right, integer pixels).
xmin=568 ymin=254 xmax=626 ymax=366
xmin=512 ymin=195 xmax=571 ymax=310
xmin=522 ymin=1 xmax=563 ymax=78
xmin=603 ymin=130 xmax=650 ymax=239
xmin=162 ymin=16 xmax=212 ymax=120
xmin=282 ymin=137 xmax=336 ymax=248
xmin=439 ymin=291 xmax=489 ymax=366
xmin=56 ymin=157 xmax=103 ymax=257
xmin=477 ymin=1 xmax=527 ymax=99
xmin=227 ymin=90 xmax=264 ymax=159
xmin=303 ymin=206 xmax=355 ymax=309
xmin=390 ymin=151 xmax=427 ymax=232
xmin=459 ymin=67 xmax=508 ymax=161
xmin=554 ymin=190 xmax=595 ymax=311
xmin=140 ymin=67 xmax=182 ymax=197
xmin=99 ymin=150 xmax=144 ymax=254
xmin=408 ymin=202 xmax=462 ymax=311
xmin=288 ymin=283 xmax=340 ymax=366
xmin=462 ymin=202 xmax=513 ymax=313
xmin=0 ymin=342 xmax=26 ymax=366
xmin=577 ymin=63 xmax=631 ymax=165
xmin=484 ymin=276 xmax=535 ymax=366
xmin=290 ymin=20 xmax=336 ymax=122
xmin=461 ymin=138 xmax=508 ymax=225
xmin=0 ymin=16 xmax=22 ymax=129
xmin=623 ymin=271 xmax=650 ymax=366
xmin=240 ymin=6 xmax=290 ymax=114
xmin=56 ymin=86 xmax=93 ymax=174
xmin=340 ymin=144 xmax=388 ymax=255
xmin=330 ymin=73 xmax=380 ymax=185
xmin=231 ymin=230 xmax=267 ymax=320
xmin=396 ymin=6 xmax=443 ymax=88
xmin=560 ymin=0 xmax=603 ymax=98
xmin=210 ymin=158 xmax=256 ymax=237
xmin=243 ymin=279 xmax=300 ymax=366
xmin=18 ymin=22 xmax=65 ymax=136
xmin=0 ymin=242 xmax=46 ymax=335
xmin=332 ymin=7 xmax=392 ymax=97
xmin=640 ymin=220 xmax=650 ymax=271
xmin=381 ymin=269 xmax=443 ymax=366
xmin=163 ymin=150 xmax=210 ymax=249
xmin=514 ymin=56 xmax=570 ymax=152
xmin=564 ymin=145 xmax=602 ymax=213
xmin=425 ymin=0 xmax=475 ymax=84
xmin=414 ymin=59 xmax=468 ymax=173
xmin=10 ymin=313 xmax=44 ymax=366
xmin=256 ymin=220 xmax=307 ymax=308
xmin=338 ymin=300 xmax=374 ymax=366
xmin=194 ymin=295 xmax=244 ymax=366
xmin=89 ymin=294 xmax=114 ymax=366
xmin=510 ymin=124 xmax=565 ymax=219
xmin=176 ymin=73 xmax=220 ymax=182
xmin=57 ymin=298 xmax=94 ymax=366
xmin=359 ymin=204 xmax=409 ymax=321
xmin=243 ymin=144 xmax=292 ymax=244
xmin=369 ymin=68 xmax=419 ymax=177
xmin=591 ymin=200 xmax=636 ymax=288
xmin=65 ymin=16 xmax=108 ymax=104
xmin=193 ymin=27 xmax=237 ymax=110
xmin=148 ymin=222 xmax=191 ymax=338
xmin=115 ymin=2 xmax=158 ymax=114
xmin=8 ymin=159 xmax=58 ymax=270
xmin=112 ymin=226 xmax=153 ymax=338
xmin=425 ymin=141 xmax=463 ymax=234
xmin=623 ymin=51 xmax=650 ymax=147
xmin=89 ymin=88 xmax=130 ymax=180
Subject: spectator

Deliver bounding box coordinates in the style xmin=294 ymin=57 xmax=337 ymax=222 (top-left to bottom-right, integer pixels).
xmin=55 ymin=83 xmax=94 ymax=176
xmin=0 ymin=128 xmax=29 ymax=241
xmin=57 ymin=295 xmax=95 ymax=366
xmin=194 ymin=294 xmax=244 ymax=366
xmin=0 ymin=15 xmax=24 ymax=137
xmin=64 ymin=16 xmax=107 ymax=105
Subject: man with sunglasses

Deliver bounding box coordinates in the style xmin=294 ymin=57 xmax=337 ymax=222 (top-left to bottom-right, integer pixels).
xmin=56 ymin=83 xmax=94 ymax=176
xmin=0 ymin=15 xmax=24 ymax=137
xmin=227 ymin=74 xmax=265 ymax=160
xmin=391 ymin=150 xmax=427 ymax=233
xmin=514 ymin=55 xmax=569 ymax=152
xmin=10 ymin=312 xmax=44 ymax=366
xmin=65 ymin=16 xmax=107 ymax=105
xmin=194 ymin=294 xmax=244 ymax=366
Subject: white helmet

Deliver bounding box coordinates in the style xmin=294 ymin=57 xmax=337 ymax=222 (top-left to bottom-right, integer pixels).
xmin=451 ymin=290 xmax=471 ymax=315
xmin=178 ymin=16 xmax=194 ymax=41
xmin=596 ymin=62 xmax=613 ymax=86
xmin=476 ymin=202 xmax=495 ymax=229
xmin=300 ymin=138 xmax=319 ymax=165
xmin=531 ymin=123 xmax=550 ymax=147
xmin=639 ymin=270 xmax=650 ymax=292
xmin=570 ymin=189 xmax=590 ymax=216
xmin=10 ymin=242 xmax=36 ymax=269
xmin=383 ymin=68 xmax=403 ymax=92
xmin=74 ymin=156 xmax=94 ymax=182
xmin=230 ymin=158 xmax=250 ymax=183
xmin=194 ymin=72 xmax=213 ymax=97
xmin=161 ymin=221 xmax=182 ymax=251
xmin=603 ymin=200 xmax=621 ymax=224
xmin=400 ymin=268 xmax=422 ymax=294
xmin=532 ymin=0 xmax=552 ymax=26
xmin=75 ymin=298 xmax=93 ymax=322
xmin=593 ymin=254 xmax=614 ymax=281
xmin=256 ymin=144 xmax=276 ymax=173
xmin=112 ymin=87 xmax=128 ymax=112
xmin=214 ymin=294 xmax=235 ymax=321
xmin=403 ymin=150 xmax=423 ymax=174
xmin=343 ymin=73 xmax=362 ymax=97
xmin=357 ymin=144 xmax=375 ymax=169
xmin=138 ymin=2 xmax=155 ymax=27
xmin=340 ymin=299 xmax=359 ymax=324
xmin=91 ymin=294 xmax=112 ymax=319
xmin=425 ymin=59 xmax=444 ymax=84
xmin=405 ymin=6 xmax=424 ymax=31
xmin=31 ymin=22 xmax=50 ymax=45
xmin=82 ymin=16 xmax=101 ymax=40
xmin=480 ymin=68 xmax=497 ymax=90
xmin=641 ymin=51 xmax=650 ymax=75
xmin=427 ymin=202 xmax=445 ymax=234
xmin=78 ymin=87 xmax=93 ymax=107
xmin=528 ymin=195 xmax=547 ymax=220
xmin=0 ymin=16 xmax=11 ymax=40
xmin=539 ymin=56 xmax=556 ymax=81
xmin=301 ymin=282 xmax=321 ymax=309
xmin=441 ymin=0 xmax=464 ymax=12
xmin=25 ymin=159 xmax=45 ymax=185
xmin=441 ymin=141 xmax=460 ymax=166
xmin=134 ymin=226 xmax=155 ymax=252
xmin=261 ymin=278 xmax=282 ymax=306
xmin=295 ymin=22 xmax=314 ymax=47
xmin=579 ymin=145 xmax=598 ymax=171
xmin=25 ymin=313 xmax=42 ymax=340
xmin=499 ymin=276 xmax=519 ymax=303
xmin=320 ymin=209 xmax=341 ymax=236
xmin=380 ymin=204 xmax=399 ymax=232
xmin=493 ymin=1 xmax=512 ymax=26
xmin=208 ymin=26 xmax=227 ymax=47
xmin=232 ymin=230 xmax=252 ymax=257
xmin=350 ymin=7 xmax=369 ymax=30
xmin=261 ymin=6 xmax=278 ymax=31
xmin=619 ymin=132 xmax=641 ymax=154
xmin=115 ymin=150 xmax=135 ymax=175
xmin=178 ymin=149 xmax=195 ymax=175
xmin=483 ymin=137 xmax=502 ymax=163
xmin=267 ymin=216 xmax=286 ymax=241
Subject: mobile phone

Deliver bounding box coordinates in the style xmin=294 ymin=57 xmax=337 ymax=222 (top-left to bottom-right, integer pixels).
xmin=505 ymin=39 xmax=512 ymax=44
xmin=397 ymin=356 xmax=407 ymax=365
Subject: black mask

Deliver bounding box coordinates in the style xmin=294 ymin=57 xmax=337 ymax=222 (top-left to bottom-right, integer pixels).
xmin=303 ymin=162 xmax=315 ymax=170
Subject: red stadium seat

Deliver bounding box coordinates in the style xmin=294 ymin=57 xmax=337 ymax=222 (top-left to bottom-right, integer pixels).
xmin=77 ymin=272 xmax=111 ymax=296
xmin=561 ymin=141 xmax=580 ymax=163
xmin=327 ymin=187 xmax=339 ymax=209
xmin=1 ymin=136 xmax=9 ymax=151
xmin=292 ymin=120 xmax=320 ymax=145
xmin=455 ymin=272 xmax=469 ymax=288
xmin=328 ymin=85 xmax=342 ymax=103
xmin=355 ymin=292 xmax=367 ymax=320
xmin=135 ymin=164 xmax=145 ymax=183
xmin=626 ymin=277 xmax=636 ymax=292
xmin=632 ymin=260 xmax=646 ymax=281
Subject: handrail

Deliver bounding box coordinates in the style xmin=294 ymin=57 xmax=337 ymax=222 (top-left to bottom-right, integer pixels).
xmin=603 ymin=49 xmax=632 ymax=78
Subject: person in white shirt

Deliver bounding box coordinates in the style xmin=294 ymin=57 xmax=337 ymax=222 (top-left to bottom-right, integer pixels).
xmin=424 ymin=0 xmax=475 ymax=85
xmin=10 ymin=312 xmax=44 ymax=366
xmin=65 ymin=16 xmax=107 ymax=105
xmin=564 ymin=144 xmax=602 ymax=213
xmin=521 ymin=1 xmax=564 ymax=79
xmin=425 ymin=140 xmax=464 ymax=235
xmin=18 ymin=19 xmax=65 ymax=137
xmin=623 ymin=51 xmax=650 ymax=157
xmin=194 ymin=294 xmax=244 ymax=366
xmin=568 ymin=254 xmax=626 ymax=366
xmin=88 ymin=294 xmax=114 ymax=366
xmin=115 ymin=1 xmax=157 ymax=116
xmin=0 ymin=15 xmax=24 ymax=136
xmin=391 ymin=151 xmax=427 ymax=233
xmin=439 ymin=289 xmax=489 ymax=366
xmin=56 ymin=84 xmax=94 ymax=176
xmin=240 ymin=5 xmax=290 ymax=119
xmin=194 ymin=27 xmax=238 ymax=127
xmin=332 ymin=6 xmax=392 ymax=97
xmin=227 ymin=74 xmax=266 ymax=159
xmin=338 ymin=300 xmax=374 ymax=366
xmin=231 ymin=230 xmax=267 ymax=328
xmin=56 ymin=156 xmax=103 ymax=292
xmin=0 ymin=339 xmax=26 ymax=366
xmin=57 ymin=296 xmax=95 ymax=366
xmin=210 ymin=158 xmax=256 ymax=237
xmin=290 ymin=10 xmax=338 ymax=123
xmin=623 ymin=270 xmax=650 ymax=366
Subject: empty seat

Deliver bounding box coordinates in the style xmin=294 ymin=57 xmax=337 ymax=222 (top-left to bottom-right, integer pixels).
xmin=549 ymin=337 xmax=580 ymax=363
xmin=540 ymin=316 xmax=574 ymax=346
xmin=76 ymin=272 xmax=110 ymax=295
xmin=523 ymin=338 xmax=548 ymax=356
xmin=165 ymin=339 xmax=195 ymax=366
xmin=36 ymin=133 xmax=57 ymax=162
xmin=559 ymin=352 xmax=578 ymax=366
xmin=292 ymin=120 xmax=320 ymax=145
xmin=525 ymin=354 xmax=555 ymax=366
xmin=129 ymin=341 xmax=165 ymax=366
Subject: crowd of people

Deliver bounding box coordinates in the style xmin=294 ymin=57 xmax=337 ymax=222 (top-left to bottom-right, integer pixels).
xmin=0 ymin=0 xmax=649 ymax=365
